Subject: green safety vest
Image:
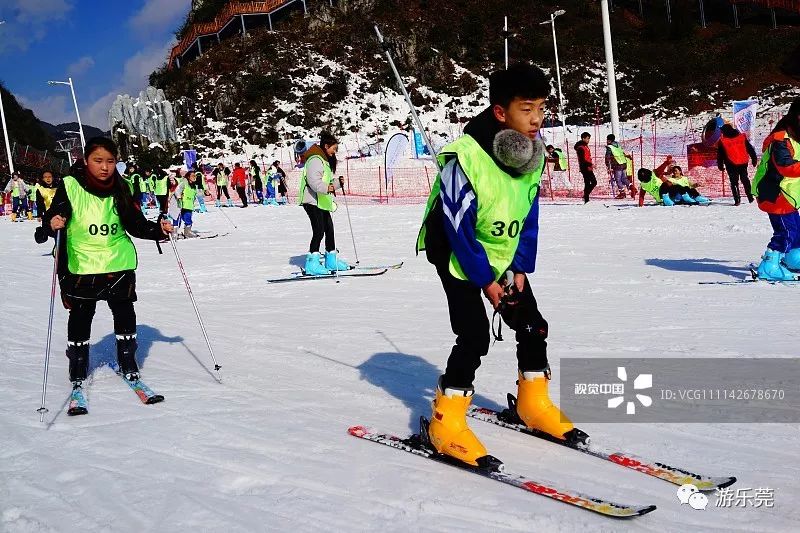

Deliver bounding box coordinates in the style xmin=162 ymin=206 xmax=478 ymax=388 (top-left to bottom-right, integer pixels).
xmin=625 ymin=156 xmax=634 ymax=177
xmin=609 ymin=144 xmax=627 ymax=165
xmin=154 ymin=176 xmax=168 ymax=195
xmin=668 ymin=176 xmax=691 ymax=188
xmin=63 ymin=176 xmax=137 ymax=275
xmin=180 ymin=181 xmax=198 ymax=210
xmin=28 ymin=183 xmax=37 ymax=199
xmin=752 ymin=136 xmax=800 ymax=208
xmin=553 ymin=149 xmax=568 ymax=171
xmin=298 ymin=154 xmax=336 ymax=212
xmin=39 ymin=185 xmax=57 ymax=210
xmin=417 ymin=134 xmax=543 ymax=283
xmin=638 ymin=171 xmax=663 ymax=203
xmin=11 ymin=180 xmax=20 ymax=198
xmin=216 ymin=170 xmax=228 ymax=186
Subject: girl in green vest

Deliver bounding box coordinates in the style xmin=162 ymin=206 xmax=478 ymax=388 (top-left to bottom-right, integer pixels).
xmin=3 ymin=172 xmax=28 ymax=222
xmin=666 ymin=165 xmax=710 ymax=204
xmin=43 ymin=137 xmax=173 ymax=397
xmin=173 ymin=171 xmax=200 ymax=238
xmin=416 ymin=64 xmax=576 ymax=467
xmin=298 ymin=131 xmax=350 ymax=275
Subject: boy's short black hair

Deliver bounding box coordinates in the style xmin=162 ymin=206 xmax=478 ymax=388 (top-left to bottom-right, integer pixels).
xmin=637 ymin=168 xmax=652 ymax=182
xmin=581 ymin=131 xmax=591 ymax=139
xmin=489 ymin=63 xmax=550 ymax=108
xmin=606 ymin=134 xmax=615 ymax=142
xmin=545 ymin=145 xmax=554 ymax=151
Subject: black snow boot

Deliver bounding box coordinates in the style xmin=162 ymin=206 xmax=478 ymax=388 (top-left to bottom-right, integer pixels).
xmin=66 ymin=341 xmax=89 ymax=383
xmin=116 ymin=334 xmax=139 ymax=379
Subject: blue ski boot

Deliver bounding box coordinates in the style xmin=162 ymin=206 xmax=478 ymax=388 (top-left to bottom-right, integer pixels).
xmin=661 ymin=194 xmax=675 ymax=206
xmin=680 ymin=193 xmax=698 ymax=204
xmin=325 ymin=250 xmax=351 ymax=271
xmin=215 ymin=199 xmax=221 ymax=208
xmin=757 ymin=249 xmax=796 ymax=281
xmin=304 ymin=252 xmax=331 ymax=276
xmin=694 ymin=195 xmax=710 ymax=205
xmin=783 ymin=248 xmax=800 ymax=272
xmin=227 ymin=198 xmax=234 ymax=208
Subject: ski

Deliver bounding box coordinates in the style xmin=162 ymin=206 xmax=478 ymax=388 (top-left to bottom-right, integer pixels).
xmin=67 ymin=384 xmax=88 ymax=416
xmin=348 ymin=423 xmax=656 ymax=518
xmin=467 ymin=401 xmax=735 ymax=491
xmin=353 ymin=261 xmax=404 ymax=270
xmin=267 ymin=269 xmax=388 ymax=284
xmin=699 ymin=266 xmax=800 ymax=285
xmin=119 ymin=373 xmax=165 ymax=405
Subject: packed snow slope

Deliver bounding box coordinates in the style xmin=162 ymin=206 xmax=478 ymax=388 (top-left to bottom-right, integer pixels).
xmin=1 ymin=201 xmax=798 ymax=532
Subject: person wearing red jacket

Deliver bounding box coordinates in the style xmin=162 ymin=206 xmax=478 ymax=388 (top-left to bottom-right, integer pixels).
xmin=574 ymin=132 xmax=596 ymax=203
xmin=231 ymin=162 xmax=248 ymax=208
xmin=717 ymin=124 xmax=758 ymax=205
xmin=752 ymin=98 xmax=800 ymax=280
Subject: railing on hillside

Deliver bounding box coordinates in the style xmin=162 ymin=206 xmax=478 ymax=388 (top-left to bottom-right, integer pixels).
xmin=169 ymin=1 xmax=303 ymax=69
xmin=729 ymin=0 xmax=800 ymax=12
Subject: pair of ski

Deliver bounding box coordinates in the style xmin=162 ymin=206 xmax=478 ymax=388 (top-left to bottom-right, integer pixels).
xmin=266 ymin=262 xmax=403 ymax=284
xmin=350 ymin=395 xmax=735 ymax=519
xmin=699 ymin=265 xmax=800 ymax=285
xmin=68 ymin=373 xmax=164 ymax=416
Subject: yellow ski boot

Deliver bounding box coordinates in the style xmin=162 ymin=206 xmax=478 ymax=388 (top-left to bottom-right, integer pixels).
xmin=427 ymin=379 xmax=489 ymax=467
xmin=10 ymin=212 xmax=16 ymax=222
xmin=515 ymin=370 xmax=576 ymax=441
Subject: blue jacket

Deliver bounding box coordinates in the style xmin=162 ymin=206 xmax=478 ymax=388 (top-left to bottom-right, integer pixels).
xmin=426 ymin=107 xmax=541 ymax=287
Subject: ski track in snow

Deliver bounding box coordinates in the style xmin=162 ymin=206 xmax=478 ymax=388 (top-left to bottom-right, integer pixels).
xmin=1 ymin=202 xmax=798 ymax=532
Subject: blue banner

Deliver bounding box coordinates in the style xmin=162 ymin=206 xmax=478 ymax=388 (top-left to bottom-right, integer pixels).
xmin=183 ymin=149 xmax=197 ymax=170
xmin=413 ymin=130 xmax=427 ymax=158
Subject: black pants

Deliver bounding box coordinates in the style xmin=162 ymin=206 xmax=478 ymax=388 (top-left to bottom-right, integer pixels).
xmin=156 ymin=194 xmax=168 ymax=214
xmin=437 ymin=268 xmax=548 ymax=389
xmin=580 ymin=170 xmax=597 ymax=202
xmin=303 ymin=204 xmax=335 ymax=253
xmin=217 ymin=185 xmax=231 ymax=200
xmin=67 ymin=300 xmax=136 ymax=342
xmin=236 ymin=186 xmax=248 ymax=207
xmin=725 ymin=164 xmax=753 ymax=203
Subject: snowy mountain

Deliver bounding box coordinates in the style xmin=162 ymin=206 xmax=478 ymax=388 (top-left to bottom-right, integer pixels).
xmin=148 ymin=0 xmax=800 ymax=160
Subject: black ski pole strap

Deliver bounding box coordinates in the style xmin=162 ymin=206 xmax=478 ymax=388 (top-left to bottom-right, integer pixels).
xmin=155 ymin=213 xmax=164 ymax=254
xmin=491 ymin=308 xmax=503 ymax=344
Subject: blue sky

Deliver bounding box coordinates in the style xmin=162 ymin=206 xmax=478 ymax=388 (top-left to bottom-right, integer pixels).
xmin=0 ymin=0 xmax=190 ymax=130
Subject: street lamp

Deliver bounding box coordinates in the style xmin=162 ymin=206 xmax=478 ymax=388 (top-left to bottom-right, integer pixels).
xmin=600 ymin=0 xmax=620 ymax=137
xmin=539 ymin=9 xmax=567 ymax=146
xmin=0 ymin=90 xmax=15 ymax=175
xmin=47 ymin=78 xmax=85 ymax=149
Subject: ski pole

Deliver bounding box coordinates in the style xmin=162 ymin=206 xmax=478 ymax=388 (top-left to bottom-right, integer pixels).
xmin=167 ymin=233 xmax=222 ymax=379
xmin=374 ymin=25 xmax=440 ymax=169
xmin=37 ymin=230 xmax=61 ymax=422
xmin=217 ymin=203 xmax=237 ymax=229
xmin=338 ymin=178 xmax=360 ymax=265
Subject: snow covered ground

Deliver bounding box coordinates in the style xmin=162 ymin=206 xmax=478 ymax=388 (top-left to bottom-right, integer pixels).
xmin=1 ymin=200 xmax=798 ymax=532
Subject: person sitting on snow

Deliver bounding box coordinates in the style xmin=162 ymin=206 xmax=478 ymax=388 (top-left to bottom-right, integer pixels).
xmin=666 ymin=164 xmax=710 ymax=205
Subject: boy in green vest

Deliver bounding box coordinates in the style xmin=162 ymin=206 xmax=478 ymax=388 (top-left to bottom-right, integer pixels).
xmin=416 ymin=64 xmax=577 ymax=467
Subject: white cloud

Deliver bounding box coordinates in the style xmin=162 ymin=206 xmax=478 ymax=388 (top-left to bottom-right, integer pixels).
xmin=15 ymin=0 xmax=73 ymax=22
xmin=83 ymin=39 xmax=175 ymax=129
xmin=0 ymin=0 xmax=74 ymax=54
xmin=16 ymin=94 xmax=74 ymax=125
xmin=67 ymin=56 xmax=95 ymax=77
xmin=129 ymin=0 xmax=190 ymax=38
